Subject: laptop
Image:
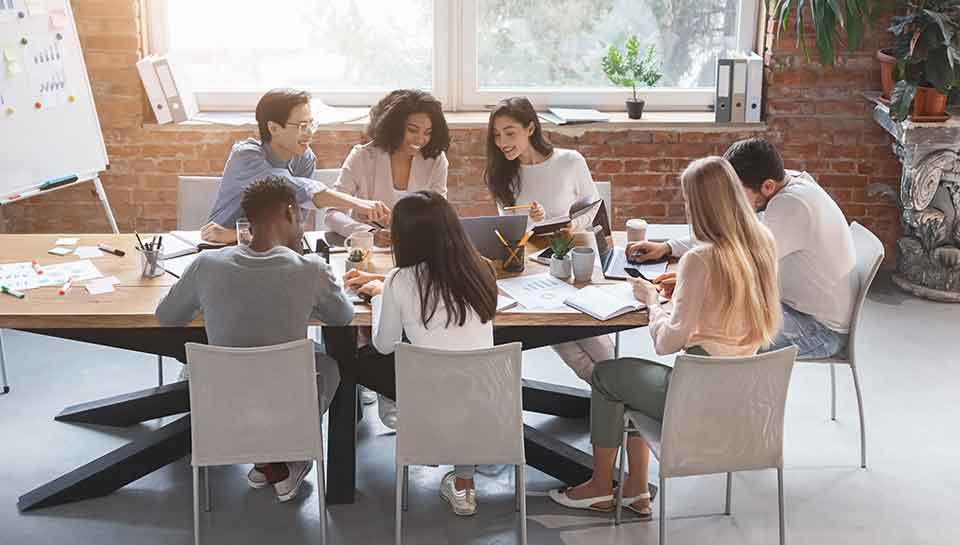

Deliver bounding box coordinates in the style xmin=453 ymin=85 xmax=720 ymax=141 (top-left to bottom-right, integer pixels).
xmin=461 ymin=215 xmax=529 ymax=261
xmin=595 ymin=226 xmax=669 ymax=280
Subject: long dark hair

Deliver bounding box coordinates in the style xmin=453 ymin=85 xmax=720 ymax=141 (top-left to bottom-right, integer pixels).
xmin=391 ymin=191 xmax=497 ymax=328
xmin=483 ymin=97 xmax=554 ymax=207
xmin=366 ymin=89 xmax=450 ymax=160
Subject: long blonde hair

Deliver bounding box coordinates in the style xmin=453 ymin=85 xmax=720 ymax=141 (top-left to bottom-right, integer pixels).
xmin=681 ymin=156 xmax=781 ymax=348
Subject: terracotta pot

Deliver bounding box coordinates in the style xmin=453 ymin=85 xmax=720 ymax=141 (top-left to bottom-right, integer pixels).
xmin=877 ymin=49 xmax=896 ymax=99
xmin=914 ymin=86 xmax=948 ymax=117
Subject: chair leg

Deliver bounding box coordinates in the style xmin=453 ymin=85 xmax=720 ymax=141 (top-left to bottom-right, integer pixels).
xmin=193 ymin=466 xmax=201 ymax=545
xmin=829 ymin=364 xmax=837 ymax=421
xmin=658 ymin=476 xmax=666 ymax=545
xmin=514 ymin=464 xmax=521 ymax=512
xmin=203 ymin=467 xmax=211 ymax=512
xmin=615 ymin=426 xmax=629 ymax=525
xmin=850 ymin=365 xmax=867 ymax=469
xmin=614 ymin=332 xmax=621 ymax=359
xmin=518 ymin=464 xmax=528 ymax=545
xmin=402 ymin=465 xmax=409 ymax=512
xmin=157 ymin=355 xmax=164 ymax=387
xmin=317 ymin=457 xmax=327 ymax=545
xmin=0 ymin=329 xmax=10 ymax=394
xmin=395 ymin=465 xmax=404 ymax=545
xmin=724 ymin=472 xmax=732 ymax=515
xmin=777 ymin=468 xmax=786 ymax=545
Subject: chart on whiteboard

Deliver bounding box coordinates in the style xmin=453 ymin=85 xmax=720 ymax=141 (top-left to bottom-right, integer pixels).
xmin=27 ymin=37 xmax=68 ymax=109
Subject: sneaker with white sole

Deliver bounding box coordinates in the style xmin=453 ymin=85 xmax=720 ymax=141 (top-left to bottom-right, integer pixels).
xmin=439 ymin=471 xmax=477 ymax=516
xmin=247 ymin=466 xmax=269 ymax=489
xmin=274 ymin=460 xmax=313 ymax=502
xmin=378 ymin=395 xmax=398 ymax=430
xmin=360 ymin=386 xmax=377 ymax=405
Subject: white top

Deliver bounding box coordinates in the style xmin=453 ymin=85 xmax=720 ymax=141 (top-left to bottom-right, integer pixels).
xmin=666 ymin=170 xmax=856 ymax=332
xmin=648 ymin=243 xmax=770 ymax=358
xmin=372 ymin=265 xmax=494 ymax=354
xmin=324 ymin=142 xmax=448 ymax=236
xmin=507 ymin=148 xmax=600 ymax=219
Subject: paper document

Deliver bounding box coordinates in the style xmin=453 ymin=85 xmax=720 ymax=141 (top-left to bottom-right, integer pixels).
xmin=55 ymin=238 xmax=78 ymax=246
xmin=160 ymin=234 xmax=199 ymax=260
xmin=86 ymin=276 xmax=119 ymax=295
xmin=497 ymin=273 xmax=579 ymax=310
xmin=162 ymin=252 xmax=200 ymax=279
xmin=74 ymin=246 xmax=104 ymax=259
xmin=0 ymin=259 xmax=102 ymax=290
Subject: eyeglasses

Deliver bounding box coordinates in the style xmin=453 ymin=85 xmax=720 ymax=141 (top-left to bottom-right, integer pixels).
xmin=286 ymin=119 xmax=321 ymax=134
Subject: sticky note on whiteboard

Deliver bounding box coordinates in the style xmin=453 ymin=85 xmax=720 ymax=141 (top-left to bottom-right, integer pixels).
xmin=25 ymin=0 xmax=48 ymax=16
xmin=3 ymin=48 xmax=21 ymax=75
xmin=49 ymin=8 xmax=67 ymax=30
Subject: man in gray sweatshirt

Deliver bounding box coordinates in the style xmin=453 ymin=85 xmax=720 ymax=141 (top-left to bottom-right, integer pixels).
xmin=156 ymin=176 xmax=354 ymax=502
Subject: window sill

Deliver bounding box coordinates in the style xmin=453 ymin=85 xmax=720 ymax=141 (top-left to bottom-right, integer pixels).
xmin=145 ymin=111 xmax=765 ymax=131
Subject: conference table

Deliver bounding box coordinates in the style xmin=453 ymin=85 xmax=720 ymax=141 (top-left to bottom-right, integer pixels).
xmin=0 ymin=232 xmax=659 ymax=511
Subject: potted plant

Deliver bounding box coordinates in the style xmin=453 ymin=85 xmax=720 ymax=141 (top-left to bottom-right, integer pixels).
xmin=888 ymin=2 xmax=960 ymax=121
xmin=346 ymin=248 xmax=366 ymax=272
xmin=765 ymin=0 xmax=878 ymax=67
xmin=549 ymin=236 xmax=574 ymax=279
xmin=601 ymin=36 xmax=663 ymax=119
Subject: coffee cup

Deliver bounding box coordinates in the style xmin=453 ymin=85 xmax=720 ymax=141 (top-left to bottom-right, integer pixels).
xmin=571 ymin=246 xmax=596 ymax=282
xmin=345 ymin=231 xmax=374 ymax=252
xmin=626 ymin=219 xmax=648 ymax=242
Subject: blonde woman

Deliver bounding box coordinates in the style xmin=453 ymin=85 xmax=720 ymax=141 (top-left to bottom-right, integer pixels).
xmin=549 ymin=156 xmax=782 ymax=517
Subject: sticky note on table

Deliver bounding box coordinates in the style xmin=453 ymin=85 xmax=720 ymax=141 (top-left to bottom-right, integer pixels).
xmin=86 ymin=276 xmax=119 ymax=295
xmin=74 ymin=246 xmax=103 ymax=258
xmin=48 ymin=247 xmax=71 ymax=256
xmin=55 ymin=237 xmax=78 ymax=246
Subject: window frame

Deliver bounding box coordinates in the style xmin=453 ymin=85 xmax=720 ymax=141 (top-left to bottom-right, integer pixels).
xmin=144 ymin=0 xmax=760 ymax=113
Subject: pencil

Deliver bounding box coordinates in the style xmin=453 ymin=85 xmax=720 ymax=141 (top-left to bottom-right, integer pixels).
xmin=516 ymin=230 xmax=533 ymax=248
xmin=494 ymin=229 xmax=511 ymax=248
xmin=503 ymin=204 xmax=535 ymax=211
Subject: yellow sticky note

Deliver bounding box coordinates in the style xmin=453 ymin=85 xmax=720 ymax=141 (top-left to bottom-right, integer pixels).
xmin=25 ymin=0 xmax=49 ymax=17
xmin=3 ymin=48 xmax=22 ymax=76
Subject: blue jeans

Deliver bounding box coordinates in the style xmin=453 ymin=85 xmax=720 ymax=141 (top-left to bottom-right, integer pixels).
xmin=764 ymin=303 xmax=848 ymax=360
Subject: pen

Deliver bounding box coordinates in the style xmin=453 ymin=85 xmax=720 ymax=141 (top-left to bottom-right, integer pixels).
xmin=494 ymin=229 xmax=510 ymax=248
xmin=97 ymin=243 xmax=125 ymax=257
xmin=59 ymin=278 xmax=73 ymax=295
xmin=31 ymin=260 xmax=44 ymax=275
xmin=157 ymin=236 xmax=163 ymax=250
xmin=1 ymin=285 xmax=25 ymax=299
xmin=135 ymin=231 xmax=145 ymax=251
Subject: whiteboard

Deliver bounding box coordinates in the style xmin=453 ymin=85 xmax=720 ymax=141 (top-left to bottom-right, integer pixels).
xmin=0 ymin=0 xmax=108 ymax=198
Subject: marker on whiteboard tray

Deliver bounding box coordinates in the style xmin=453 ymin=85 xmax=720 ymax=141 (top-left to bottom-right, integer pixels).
xmin=40 ymin=175 xmax=79 ymax=190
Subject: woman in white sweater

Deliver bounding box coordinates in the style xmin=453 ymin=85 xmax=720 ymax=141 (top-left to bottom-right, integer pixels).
xmin=351 ymin=190 xmax=499 ymax=517
xmin=549 ymin=157 xmax=782 ymax=517
xmin=484 ymin=96 xmax=611 ymax=382
xmin=324 ymin=89 xmax=449 ymax=248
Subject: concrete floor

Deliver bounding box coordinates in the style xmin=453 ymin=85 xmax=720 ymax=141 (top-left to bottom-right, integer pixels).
xmin=1 ymin=271 xmax=959 ymax=545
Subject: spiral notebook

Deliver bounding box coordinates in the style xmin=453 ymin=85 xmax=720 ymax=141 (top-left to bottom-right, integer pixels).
xmin=564 ymin=283 xmax=645 ymax=321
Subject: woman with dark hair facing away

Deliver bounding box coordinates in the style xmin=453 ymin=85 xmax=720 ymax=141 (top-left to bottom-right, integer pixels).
xmin=484 ymin=96 xmax=612 ymax=383
xmin=324 ymin=89 xmax=450 ymax=248
xmin=349 ymin=190 xmax=498 ymax=517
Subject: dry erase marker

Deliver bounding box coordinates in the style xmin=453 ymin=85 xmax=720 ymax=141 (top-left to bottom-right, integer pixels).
xmin=97 ymin=243 xmax=125 ymax=257
xmin=59 ymin=278 xmax=73 ymax=296
xmin=1 ymin=285 xmax=25 ymax=299
xmin=31 ymin=260 xmax=44 ymax=275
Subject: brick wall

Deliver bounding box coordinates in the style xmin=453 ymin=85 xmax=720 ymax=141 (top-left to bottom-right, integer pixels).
xmin=0 ymin=0 xmax=901 ymax=258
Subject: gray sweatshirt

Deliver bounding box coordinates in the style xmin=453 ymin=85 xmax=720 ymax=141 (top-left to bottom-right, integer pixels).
xmin=155 ymin=245 xmax=354 ymax=347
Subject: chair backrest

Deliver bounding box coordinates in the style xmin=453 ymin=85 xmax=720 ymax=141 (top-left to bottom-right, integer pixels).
xmin=186 ymin=339 xmax=322 ymax=467
xmin=177 ymin=176 xmax=222 ymax=230
xmin=595 ymin=181 xmax=613 ymax=224
xmin=846 ymin=222 xmax=884 ymax=362
xmin=659 ymin=346 xmax=798 ymax=478
xmin=394 ymin=342 xmax=525 ymax=467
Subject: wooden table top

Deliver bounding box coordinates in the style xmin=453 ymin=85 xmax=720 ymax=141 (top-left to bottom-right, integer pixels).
xmin=0 ymin=233 xmax=653 ymax=329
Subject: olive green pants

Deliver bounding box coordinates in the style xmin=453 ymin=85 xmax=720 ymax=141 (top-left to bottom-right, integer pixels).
xmin=590 ymin=346 xmax=709 ymax=448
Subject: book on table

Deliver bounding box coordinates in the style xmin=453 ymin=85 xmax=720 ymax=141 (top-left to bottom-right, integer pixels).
xmin=564 ymin=282 xmax=645 ymax=321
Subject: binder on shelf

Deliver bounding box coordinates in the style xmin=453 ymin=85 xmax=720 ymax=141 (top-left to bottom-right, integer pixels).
xmin=715 ymin=58 xmax=733 ymax=123
xmin=746 ymin=52 xmax=763 ymax=123
xmin=136 ymin=56 xmax=172 ymax=124
xmin=731 ymin=57 xmax=747 ymax=123
xmin=154 ymin=56 xmax=197 ymax=123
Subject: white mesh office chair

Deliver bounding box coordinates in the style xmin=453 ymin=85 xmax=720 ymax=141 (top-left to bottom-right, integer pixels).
xmin=186 ymin=339 xmax=328 ymax=545
xmin=808 ymin=222 xmax=884 ymax=468
xmin=617 ymin=347 xmax=799 ymax=545
xmin=394 ymin=342 xmax=527 ymax=545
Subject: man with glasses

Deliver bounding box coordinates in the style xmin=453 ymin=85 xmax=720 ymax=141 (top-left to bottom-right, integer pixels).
xmin=202 ymin=88 xmax=391 ymax=243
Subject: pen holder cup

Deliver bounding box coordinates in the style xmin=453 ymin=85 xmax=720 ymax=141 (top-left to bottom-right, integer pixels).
xmin=502 ymin=243 xmax=526 ymax=273
xmin=138 ymin=248 xmax=164 ymax=278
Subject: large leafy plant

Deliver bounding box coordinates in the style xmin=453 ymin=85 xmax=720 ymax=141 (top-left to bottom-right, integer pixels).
xmin=888 ymin=1 xmax=960 ymax=119
xmin=601 ymin=36 xmax=663 ymax=101
xmin=766 ymin=0 xmax=879 ymax=66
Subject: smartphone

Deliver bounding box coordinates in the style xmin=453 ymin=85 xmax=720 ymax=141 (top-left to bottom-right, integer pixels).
xmin=624 ymin=267 xmax=652 ymax=282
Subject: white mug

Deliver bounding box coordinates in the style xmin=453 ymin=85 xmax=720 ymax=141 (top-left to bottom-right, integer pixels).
xmin=345 ymin=230 xmax=374 ymax=252
xmin=626 ymin=219 xmax=648 ymax=242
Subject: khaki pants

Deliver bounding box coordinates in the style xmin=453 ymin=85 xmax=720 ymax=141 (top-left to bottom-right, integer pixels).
xmin=551 ymin=335 xmax=616 ymax=383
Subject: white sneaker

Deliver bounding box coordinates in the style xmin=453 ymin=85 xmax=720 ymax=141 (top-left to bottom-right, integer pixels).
xmin=378 ymin=395 xmax=398 ymax=430
xmin=360 ymin=386 xmax=377 ymax=405
xmin=439 ymin=471 xmax=477 ymax=516
xmin=178 ymin=364 xmax=189 ymax=382
xmin=247 ymin=466 xmax=269 ymax=489
xmin=274 ymin=460 xmax=313 ymax=502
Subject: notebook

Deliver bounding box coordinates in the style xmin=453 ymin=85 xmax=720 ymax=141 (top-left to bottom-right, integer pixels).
xmin=564 ymin=282 xmax=645 ymax=321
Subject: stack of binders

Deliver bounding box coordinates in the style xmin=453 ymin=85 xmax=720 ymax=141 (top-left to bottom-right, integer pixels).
xmin=715 ymin=52 xmax=763 ymax=124
xmin=136 ymin=55 xmax=198 ymax=124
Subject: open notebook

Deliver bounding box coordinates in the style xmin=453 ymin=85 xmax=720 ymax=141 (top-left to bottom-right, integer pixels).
xmin=564 ymin=282 xmax=645 ymax=321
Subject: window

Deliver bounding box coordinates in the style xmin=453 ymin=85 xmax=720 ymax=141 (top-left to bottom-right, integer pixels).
xmin=146 ymin=0 xmax=759 ymax=112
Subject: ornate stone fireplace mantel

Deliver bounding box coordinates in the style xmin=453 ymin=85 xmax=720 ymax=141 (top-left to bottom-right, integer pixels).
xmin=868 ymin=93 xmax=960 ymax=302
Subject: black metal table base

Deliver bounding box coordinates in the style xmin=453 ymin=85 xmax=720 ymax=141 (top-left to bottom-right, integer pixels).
xmin=16 ymin=322 xmax=646 ymax=511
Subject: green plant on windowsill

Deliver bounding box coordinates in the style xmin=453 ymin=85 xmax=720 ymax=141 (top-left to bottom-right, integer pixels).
xmin=601 ymin=35 xmax=662 ymax=119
